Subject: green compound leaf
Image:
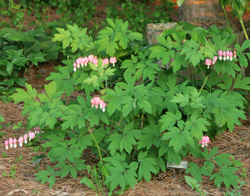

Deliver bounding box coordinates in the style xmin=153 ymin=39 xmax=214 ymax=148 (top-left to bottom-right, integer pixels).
xmin=233 ymin=73 xmax=250 ymax=90
xmin=138 ymin=151 xmax=157 ymax=181
xmin=160 ymin=111 xmax=182 ymax=132
xmin=213 ymin=153 xmax=232 ymax=168
xmin=105 ymin=160 xmax=138 ymax=191
xmin=186 ymin=162 xmax=210 ymax=183
xmin=80 ymin=177 xmax=97 ymax=191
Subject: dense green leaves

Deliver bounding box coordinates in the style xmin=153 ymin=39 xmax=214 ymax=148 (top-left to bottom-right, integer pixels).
xmin=12 ymin=20 xmax=248 ymax=194
xmin=0 ymin=28 xmax=59 ymax=92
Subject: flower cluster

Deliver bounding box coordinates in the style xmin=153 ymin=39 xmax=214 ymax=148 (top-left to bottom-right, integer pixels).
xmin=73 ymin=55 xmax=117 ymax=72
xmin=4 ymin=126 xmax=42 ymax=150
xmin=199 ymin=136 xmax=210 ymax=148
xmin=205 ymin=50 xmax=236 ymax=69
xmin=205 ymin=56 xmax=217 ymax=69
xmin=218 ymin=50 xmax=236 ymax=61
xmin=91 ymin=97 xmax=107 ymax=112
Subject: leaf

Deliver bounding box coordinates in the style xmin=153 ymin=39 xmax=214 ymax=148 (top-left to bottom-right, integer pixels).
xmin=6 ymin=63 xmax=13 ymax=76
xmin=233 ymin=73 xmax=250 ymax=90
xmin=185 ymin=176 xmax=200 ymax=190
xmin=210 ymin=173 xmax=223 ymax=188
xmin=35 ymin=170 xmax=50 ymax=184
xmin=121 ymin=97 xmax=134 ymax=117
xmin=169 ymin=132 xmax=186 ymax=153
xmin=70 ymin=167 xmax=77 ymax=179
xmin=171 ymin=53 xmax=187 ymax=73
xmin=138 ymin=99 xmax=152 ymax=113
xmin=45 ymin=81 xmax=57 ymax=98
xmin=105 ymin=160 xmax=126 ymax=191
xmin=136 ymin=124 xmax=161 ymax=150
xmin=186 ymin=162 xmax=210 ymax=183
xmin=108 ymin=134 xmax=123 ymax=156
xmin=0 ymin=115 xmax=4 ymax=122
xmin=177 ymin=0 xmax=185 ymax=6
xmin=213 ymin=153 xmax=232 ymax=167
xmin=106 ymin=41 xmax=119 ymax=56
xmin=160 ymin=112 xmax=182 ymax=131
xmin=220 ymin=167 xmax=240 ymax=189
xmin=48 ymin=174 xmax=56 ymax=188
xmin=201 ymin=147 xmax=219 ymax=160
xmin=129 ymin=32 xmax=143 ymax=41
xmin=120 ymin=131 xmax=137 ymax=154
xmin=80 ymin=177 xmax=97 ymax=191
xmin=138 ymin=151 xmax=157 ymax=181
xmin=240 ymin=39 xmax=250 ymax=52
xmin=185 ymin=117 xmax=210 ymax=140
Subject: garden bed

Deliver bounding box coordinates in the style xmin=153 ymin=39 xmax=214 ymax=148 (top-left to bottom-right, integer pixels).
xmin=1 ymin=1 xmax=250 ymax=195
xmin=0 ymin=97 xmax=249 ymax=195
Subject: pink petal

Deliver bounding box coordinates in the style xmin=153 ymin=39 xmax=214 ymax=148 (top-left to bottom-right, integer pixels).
xmin=88 ymin=55 xmax=94 ymax=62
xmin=218 ymin=50 xmax=222 ymax=56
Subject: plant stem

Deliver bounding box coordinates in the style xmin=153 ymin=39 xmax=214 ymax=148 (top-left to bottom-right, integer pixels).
xmin=221 ymin=5 xmax=231 ymax=29
xmin=88 ymin=129 xmax=103 ymax=167
xmin=198 ymin=64 xmax=206 ymax=79
xmin=87 ymin=127 xmax=106 ymax=195
xmin=199 ymin=75 xmax=209 ymax=93
xmin=239 ymin=19 xmax=249 ymax=40
xmin=118 ymin=113 xmax=123 ymax=126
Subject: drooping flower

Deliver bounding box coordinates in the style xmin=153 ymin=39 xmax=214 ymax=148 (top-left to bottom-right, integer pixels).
xmin=218 ymin=50 xmax=223 ymax=60
xmin=84 ymin=57 xmax=89 ymax=66
xmin=88 ymin=55 xmax=94 ymax=63
xmin=199 ymin=136 xmax=210 ymax=148
xmin=18 ymin=137 xmax=23 ymax=147
xmin=5 ymin=140 xmax=8 ymax=150
xmin=213 ymin=56 xmax=218 ymax=65
xmin=34 ymin=126 xmax=40 ymax=134
xmin=31 ymin=132 xmax=35 ymax=139
xmin=91 ymin=97 xmax=102 ymax=109
xmin=13 ymin=138 xmax=17 ymax=148
xmin=234 ymin=51 xmax=236 ymax=59
xmin=73 ymin=62 xmax=77 ymax=72
xmin=229 ymin=51 xmax=233 ymax=61
xmin=9 ymin=138 xmax=13 ymax=148
xmin=99 ymin=100 xmax=107 ymax=112
xmin=102 ymin=58 xmax=109 ymax=66
xmin=28 ymin=132 xmax=35 ymax=141
xmin=226 ymin=50 xmax=230 ymax=60
xmin=91 ymin=97 xmax=107 ymax=112
xmin=223 ymin=51 xmax=226 ymax=61
xmin=205 ymin=58 xmax=212 ymax=69
xmin=92 ymin=56 xmax=98 ymax=66
xmin=76 ymin=57 xmax=83 ymax=68
xmin=23 ymin=134 xmax=28 ymax=144
xmin=110 ymin=57 xmax=117 ymax=66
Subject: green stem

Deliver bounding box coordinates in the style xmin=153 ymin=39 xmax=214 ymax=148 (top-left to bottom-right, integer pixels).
xmin=221 ymin=5 xmax=231 ymax=29
xmin=239 ymin=18 xmax=249 ymax=40
xmin=198 ymin=64 xmax=206 ymax=79
xmin=88 ymin=128 xmax=106 ymax=195
xmin=199 ymin=75 xmax=209 ymax=93
xmin=108 ymin=119 xmax=122 ymax=127
xmin=88 ymin=129 xmax=103 ymax=167
xmin=118 ymin=113 xmax=123 ymax=126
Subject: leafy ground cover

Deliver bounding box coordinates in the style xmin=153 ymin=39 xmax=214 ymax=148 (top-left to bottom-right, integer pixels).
xmin=0 ymin=99 xmax=249 ymax=195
